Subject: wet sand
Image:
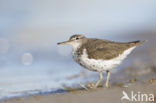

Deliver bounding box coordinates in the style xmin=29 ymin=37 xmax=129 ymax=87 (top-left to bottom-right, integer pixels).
xmin=0 ymin=82 xmax=156 ymax=103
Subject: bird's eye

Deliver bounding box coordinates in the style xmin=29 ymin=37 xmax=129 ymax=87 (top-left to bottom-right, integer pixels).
xmin=75 ymin=37 xmax=79 ymax=40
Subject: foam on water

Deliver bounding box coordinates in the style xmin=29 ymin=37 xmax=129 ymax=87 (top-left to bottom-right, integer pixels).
xmin=0 ymin=61 xmax=81 ymax=99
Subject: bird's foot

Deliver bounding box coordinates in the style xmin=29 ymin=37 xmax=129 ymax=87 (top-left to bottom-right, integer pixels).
xmin=88 ymin=82 xmax=100 ymax=89
xmin=88 ymin=82 xmax=95 ymax=88
xmin=80 ymin=82 xmax=95 ymax=89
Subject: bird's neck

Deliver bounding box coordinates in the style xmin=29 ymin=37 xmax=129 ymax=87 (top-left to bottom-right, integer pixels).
xmin=72 ymin=43 xmax=82 ymax=52
xmin=72 ymin=38 xmax=88 ymax=51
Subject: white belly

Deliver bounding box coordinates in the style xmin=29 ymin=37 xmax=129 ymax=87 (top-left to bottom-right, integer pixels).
xmin=72 ymin=47 xmax=135 ymax=72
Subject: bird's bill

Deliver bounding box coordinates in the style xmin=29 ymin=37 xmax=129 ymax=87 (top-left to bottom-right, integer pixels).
xmin=57 ymin=40 xmax=72 ymax=45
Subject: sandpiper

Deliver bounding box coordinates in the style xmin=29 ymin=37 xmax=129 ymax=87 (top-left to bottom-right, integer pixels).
xmin=57 ymin=34 xmax=146 ymax=88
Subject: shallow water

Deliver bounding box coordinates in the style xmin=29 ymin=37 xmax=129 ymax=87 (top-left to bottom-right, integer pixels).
xmin=0 ymin=54 xmax=100 ymax=100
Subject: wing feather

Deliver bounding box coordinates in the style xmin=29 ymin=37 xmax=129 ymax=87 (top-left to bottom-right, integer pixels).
xmin=84 ymin=39 xmax=132 ymax=60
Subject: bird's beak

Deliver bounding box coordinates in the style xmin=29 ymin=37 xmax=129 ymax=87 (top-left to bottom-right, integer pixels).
xmin=57 ymin=40 xmax=72 ymax=45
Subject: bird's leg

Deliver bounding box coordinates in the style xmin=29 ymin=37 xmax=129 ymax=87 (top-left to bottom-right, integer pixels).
xmin=105 ymin=70 xmax=110 ymax=88
xmin=93 ymin=72 xmax=103 ymax=89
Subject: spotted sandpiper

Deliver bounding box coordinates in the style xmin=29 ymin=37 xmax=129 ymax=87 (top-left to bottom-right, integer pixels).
xmin=57 ymin=34 xmax=146 ymax=88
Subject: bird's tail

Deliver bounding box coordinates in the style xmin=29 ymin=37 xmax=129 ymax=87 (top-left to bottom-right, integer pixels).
xmin=128 ymin=40 xmax=147 ymax=46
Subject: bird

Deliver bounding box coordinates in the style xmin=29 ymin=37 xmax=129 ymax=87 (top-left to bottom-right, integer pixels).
xmin=57 ymin=34 xmax=146 ymax=88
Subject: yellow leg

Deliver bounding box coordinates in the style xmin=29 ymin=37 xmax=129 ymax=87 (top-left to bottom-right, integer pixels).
xmin=105 ymin=71 xmax=110 ymax=88
xmin=93 ymin=72 xmax=103 ymax=89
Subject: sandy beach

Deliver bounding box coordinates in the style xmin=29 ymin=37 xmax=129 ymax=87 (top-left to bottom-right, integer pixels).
xmin=0 ymin=81 xmax=156 ymax=103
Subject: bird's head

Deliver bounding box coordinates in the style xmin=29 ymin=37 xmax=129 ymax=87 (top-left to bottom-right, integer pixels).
xmin=57 ymin=34 xmax=86 ymax=50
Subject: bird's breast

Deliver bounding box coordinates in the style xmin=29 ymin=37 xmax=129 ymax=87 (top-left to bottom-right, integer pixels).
xmin=72 ymin=47 xmax=136 ymax=72
xmin=72 ymin=50 xmax=81 ymax=63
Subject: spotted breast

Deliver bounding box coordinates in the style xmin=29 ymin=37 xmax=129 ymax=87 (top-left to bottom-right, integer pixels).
xmin=72 ymin=47 xmax=135 ymax=72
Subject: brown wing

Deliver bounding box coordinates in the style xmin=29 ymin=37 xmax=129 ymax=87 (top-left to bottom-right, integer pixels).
xmin=83 ymin=39 xmax=145 ymax=60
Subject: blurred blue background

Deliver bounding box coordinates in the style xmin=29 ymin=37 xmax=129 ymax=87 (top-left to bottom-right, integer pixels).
xmin=0 ymin=0 xmax=156 ymax=99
